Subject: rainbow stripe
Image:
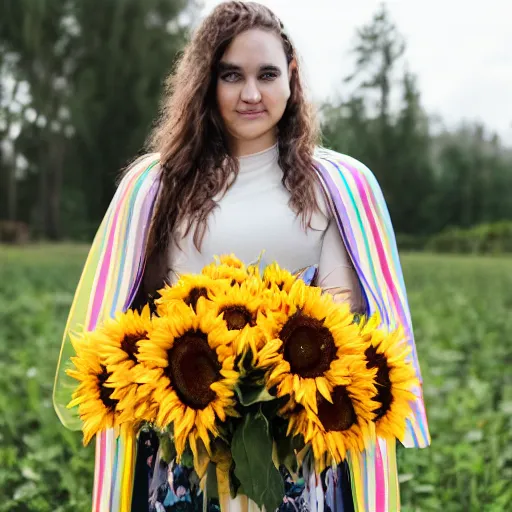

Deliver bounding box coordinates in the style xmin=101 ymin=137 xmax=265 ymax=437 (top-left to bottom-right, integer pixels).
xmin=53 ymin=154 xmax=161 ymax=511
xmin=313 ymin=148 xmax=430 ymax=511
xmin=53 ymin=148 xmax=430 ymax=512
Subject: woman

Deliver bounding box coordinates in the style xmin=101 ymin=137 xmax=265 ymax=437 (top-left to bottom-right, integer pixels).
xmin=53 ymin=2 xmax=430 ymax=511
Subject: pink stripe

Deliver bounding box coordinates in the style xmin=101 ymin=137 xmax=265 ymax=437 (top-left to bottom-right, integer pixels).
xmin=346 ymin=165 xmax=404 ymax=326
xmin=375 ymin=441 xmax=386 ymax=511
xmin=358 ymin=171 xmax=417 ymax=364
xmin=92 ymin=435 xmax=100 ymax=508
xmin=89 ymin=217 xmax=116 ymax=329
xmin=355 ymin=170 xmax=428 ymax=444
xmin=353 ymin=165 xmax=424 ymax=392
xmin=348 ymin=164 xmax=427 ymax=445
xmin=94 ymin=431 xmax=106 ymax=512
xmin=88 ymin=169 xmax=141 ymax=329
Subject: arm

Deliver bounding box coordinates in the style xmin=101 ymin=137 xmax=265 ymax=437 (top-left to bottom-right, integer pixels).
xmin=317 ymin=219 xmax=365 ymax=314
xmin=314 ymin=148 xmax=430 ymax=447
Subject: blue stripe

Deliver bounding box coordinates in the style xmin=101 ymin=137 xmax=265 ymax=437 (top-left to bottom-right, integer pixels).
xmin=322 ymin=157 xmax=390 ymax=327
xmin=314 ymin=161 xmax=372 ymax=315
xmin=109 ymin=435 xmax=121 ymax=510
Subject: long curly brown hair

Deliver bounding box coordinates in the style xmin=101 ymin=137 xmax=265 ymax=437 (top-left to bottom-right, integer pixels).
xmin=140 ymin=1 xmax=320 ymax=291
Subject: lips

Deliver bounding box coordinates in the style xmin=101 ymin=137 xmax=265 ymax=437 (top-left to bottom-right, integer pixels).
xmin=237 ymin=110 xmax=266 ymax=119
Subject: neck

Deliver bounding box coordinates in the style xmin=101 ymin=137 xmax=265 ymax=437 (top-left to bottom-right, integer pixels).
xmin=230 ymin=130 xmax=277 ymax=157
xmin=237 ymin=143 xmax=279 ymax=173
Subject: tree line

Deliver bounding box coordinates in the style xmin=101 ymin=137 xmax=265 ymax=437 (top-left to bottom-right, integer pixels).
xmin=1 ymin=1 xmax=511 ymax=242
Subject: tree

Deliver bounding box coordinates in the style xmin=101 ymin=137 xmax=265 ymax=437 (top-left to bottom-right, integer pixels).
xmin=322 ymin=4 xmax=437 ymax=234
xmin=1 ymin=0 xmax=73 ymax=238
xmin=391 ymin=71 xmax=436 ymax=234
xmin=343 ymin=2 xmax=405 ymax=190
xmin=344 ymin=3 xmax=405 ymax=123
xmin=0 ymin=0 xmax=193 ymax=239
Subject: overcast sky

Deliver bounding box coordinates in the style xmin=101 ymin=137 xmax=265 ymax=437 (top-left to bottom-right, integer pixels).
xmin=201 ymin=0 xmax=511 ymax=145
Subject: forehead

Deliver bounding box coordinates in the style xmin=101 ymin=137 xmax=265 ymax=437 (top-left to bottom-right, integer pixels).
xmin=220 ymin=28 xmax=287 ymax=69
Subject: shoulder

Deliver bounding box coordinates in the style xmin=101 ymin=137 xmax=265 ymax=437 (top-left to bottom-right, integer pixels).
xmin=111 ymin=153 xmax=162 ymax=206
xmin=117 ymin=152 xmax=162 ymax=189
xmin=313 ymin=146 xmax=377 ymax=185
xmin=312 ymin=146 xmax=394 ymax=230
xmin=312 ymin=146 xmax=385 ymax=202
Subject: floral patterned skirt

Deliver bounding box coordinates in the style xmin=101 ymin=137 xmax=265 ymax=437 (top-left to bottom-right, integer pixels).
xmin=131 ymin=430 xmax=354 ymax=512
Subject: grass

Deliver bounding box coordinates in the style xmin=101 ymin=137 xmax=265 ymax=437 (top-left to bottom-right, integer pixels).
xmin=0 ymin=244 xmax=511 ymax=511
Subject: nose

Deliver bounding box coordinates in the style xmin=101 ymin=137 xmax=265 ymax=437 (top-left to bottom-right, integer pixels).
xmin=240 ymin=78 xmax=261 ymax=103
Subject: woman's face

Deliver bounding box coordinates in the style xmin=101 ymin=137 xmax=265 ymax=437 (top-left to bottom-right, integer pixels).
xmin=216 ymin=28 xmax=292 ymax=156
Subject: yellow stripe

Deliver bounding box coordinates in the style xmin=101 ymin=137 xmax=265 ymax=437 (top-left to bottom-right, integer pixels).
xmin=349 ymin=450 xmax=366 ymax=511
xmin=387 ymin=439 xmax=400 ymax=511
xmin=120 ymin=425 xmax=136 ymax=512
xmin=52 ymin=215 xmax=107 ymax=428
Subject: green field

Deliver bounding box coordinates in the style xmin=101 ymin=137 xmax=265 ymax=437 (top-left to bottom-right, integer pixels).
xmin=1 ymin=245 xmax=511 ymax=511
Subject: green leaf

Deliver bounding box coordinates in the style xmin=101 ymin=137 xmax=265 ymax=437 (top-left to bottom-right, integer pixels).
xmin=273 ymin=419 xmax=304 ymax=475
xmin=231 ymin=409 xmax=284 ymax=511
xmin=236 ymin=349 xmax=256 ymax=377
xmin=261 ymin=395 xmax=289 ymax=419
xmin=274 ymin=437 xmax=297 ymax=475
xmin=235 ymin=383 xmax=276 ymax=406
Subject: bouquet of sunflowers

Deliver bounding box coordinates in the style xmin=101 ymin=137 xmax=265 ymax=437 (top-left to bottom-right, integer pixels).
xmin=66 ymin=255 xmax=418 ymax=511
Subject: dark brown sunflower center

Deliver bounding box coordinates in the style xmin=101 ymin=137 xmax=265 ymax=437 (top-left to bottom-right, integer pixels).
xmin=281 ymin=313 xmax=335 ymax=378
xmin=167 ymin=331 xmax=220 ymax=410
xmin=121 ymin=333 xmax=144 ymax=363
xmin=98 ymin=365 xmax=118 ymax=412
xmin=365 ymin=345 xmax=392 ymax=420
xmin=184 ymin=287 xmax=208 ymax=311
xmin=221 ymin=306 xmax=253 ymax=330
xmin=318 ymin=386 xmax=356 ymax=431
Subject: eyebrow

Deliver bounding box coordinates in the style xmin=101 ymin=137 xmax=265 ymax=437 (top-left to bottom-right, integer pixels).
xmin=217 ymin=62 xmax=282 ymax=73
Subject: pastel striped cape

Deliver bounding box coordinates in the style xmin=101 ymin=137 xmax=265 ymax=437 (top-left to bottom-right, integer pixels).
xmin=52 ymin=149 xmax=430 ymax=512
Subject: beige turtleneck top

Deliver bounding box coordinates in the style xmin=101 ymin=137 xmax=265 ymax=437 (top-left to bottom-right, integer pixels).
xmin=168 ymin=143 xmax=364 ymax=312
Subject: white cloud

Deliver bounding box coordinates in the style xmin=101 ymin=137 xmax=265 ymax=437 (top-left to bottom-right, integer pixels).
xmin=201 ymin=0 xmax=512 ymax=144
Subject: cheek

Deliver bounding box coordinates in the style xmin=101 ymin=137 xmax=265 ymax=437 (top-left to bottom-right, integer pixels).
xmin=216 ymin=83 xmax=238 ymax=115
xmin=264 ymin=80 xmax=291 ymax=114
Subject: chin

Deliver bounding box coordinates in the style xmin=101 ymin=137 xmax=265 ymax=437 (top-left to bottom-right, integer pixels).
xmin=237 ymin=131 xmax=268 ymax=142
xmin=234 ymin=125 xmax=274 ymax=142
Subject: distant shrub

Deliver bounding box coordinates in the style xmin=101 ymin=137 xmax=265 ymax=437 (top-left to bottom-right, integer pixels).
xmin=0 ymin=221 xmax=30 ymax=244
xmin=395 ymin=222 xmax=512 ymax=255
xmin=395 ymin=234 xmax=429 ymax=252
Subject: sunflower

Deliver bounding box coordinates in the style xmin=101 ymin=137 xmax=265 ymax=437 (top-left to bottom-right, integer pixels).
xmin=136 ymin=299 xmax=239 ymax=457
xmin=258 ymin=263 xmax=299 ymax=316
xmin=286 ymin=354 xmax=376 ymax=471
xmin=256 ymin=279 xmax=371 ymax=414
xmin=155 ymin=274 xmax=229 ymax=316
xmin=95 ymin=305 xmax=151 ymax=380
xmin=204 ymin=277 xmax=267 ymax=357
xmin=287 ymin=366 xmax=375 ymax=471
xmin=216 ymin=254 xmax=245 ymax=269
xmin=66 ymin=332 xmax=127 ymax=445
xmin=258 ymin=263 xmax=318 ymax=315
xmin=201 ymin=254 xmax=249 ymax=285
xmin=262 ymin=262 xmax=298 ymax=293
xmin=361 ymin=314 xmax=419 ymax=441
xmin=76 ymin=305 xmax=160 ymax=424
